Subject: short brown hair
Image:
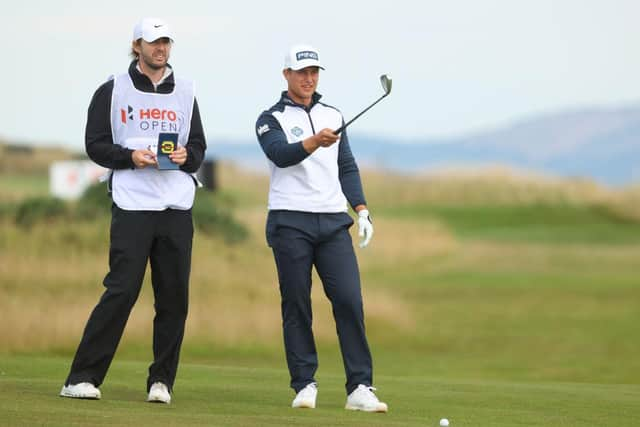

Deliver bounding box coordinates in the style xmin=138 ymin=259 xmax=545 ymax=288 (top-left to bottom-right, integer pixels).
xmin=130 ymin=39 xmax=141 ymax=60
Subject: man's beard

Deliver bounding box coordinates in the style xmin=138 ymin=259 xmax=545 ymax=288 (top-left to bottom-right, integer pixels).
xmin=141 ymin=54 xmax=167 ymax=70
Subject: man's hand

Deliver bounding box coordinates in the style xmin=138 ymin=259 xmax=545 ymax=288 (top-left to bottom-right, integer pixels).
xmin=302 ymin=128 xmax=340 ymax=153
xmin=314 ymin=128 xmax=340 ymax=147
xmin=357 ymin=209 xmax=373 ymax=248
xmin=169 ymin=145 xmax=188 ymax=166
xmin=132 ymin=149 xmax=157 ymax=168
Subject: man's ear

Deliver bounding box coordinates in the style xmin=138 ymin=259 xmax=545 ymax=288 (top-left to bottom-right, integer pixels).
xmin=132 ymin=40 xmax=141 ymax=55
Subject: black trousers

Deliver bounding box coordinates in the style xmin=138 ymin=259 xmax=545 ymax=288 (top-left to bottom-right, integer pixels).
xmin=65 ymin=205 xmax=193 ymax=392
xmin=266 ymin=210 xmax=373 ymax=395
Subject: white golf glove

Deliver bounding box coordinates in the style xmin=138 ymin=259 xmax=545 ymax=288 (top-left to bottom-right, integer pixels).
xmin=357 ymin=209 xmax=373 ymax=248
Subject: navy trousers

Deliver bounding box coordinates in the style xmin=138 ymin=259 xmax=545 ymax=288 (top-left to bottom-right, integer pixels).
xmin=266 ymin=210 xmax=373 ymax=394
xmin=65 ymin=205 xmax=193 ymax=392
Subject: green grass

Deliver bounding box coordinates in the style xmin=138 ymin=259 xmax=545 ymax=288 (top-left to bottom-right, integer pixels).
xmin=1 ymin=354 xmax=638 ymax=426
xmin=0 ymin=173 xmax=49 ymax=201
xmin=2 ymin=164 xmax=640 ymax=425
xmin=377 ymin=204 xmax=640 ymax=244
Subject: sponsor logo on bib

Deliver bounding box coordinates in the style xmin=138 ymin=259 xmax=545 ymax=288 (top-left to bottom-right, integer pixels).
xmin=120 ymin=105 xmax=180 ymax=132
xmin=120 ymin=105 xmax=134 ymax=123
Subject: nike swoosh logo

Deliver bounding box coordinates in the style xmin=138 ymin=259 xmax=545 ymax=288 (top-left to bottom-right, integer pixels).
xmin=154 ymin=24 xmax=163 ymax=28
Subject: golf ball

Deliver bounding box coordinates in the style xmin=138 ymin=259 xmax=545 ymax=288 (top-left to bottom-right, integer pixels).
xmin=440 ymin=419 xmax=449 ymax=427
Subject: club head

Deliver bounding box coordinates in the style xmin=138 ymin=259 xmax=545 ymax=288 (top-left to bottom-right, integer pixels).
xmin=380 ymin=74 xmax=392 ymax=95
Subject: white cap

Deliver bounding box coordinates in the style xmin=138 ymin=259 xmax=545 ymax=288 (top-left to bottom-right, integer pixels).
xmin=132 ymin=17 xmax=173 ymax=43
xmin=284 ymin=44 xmax=324 ymax=71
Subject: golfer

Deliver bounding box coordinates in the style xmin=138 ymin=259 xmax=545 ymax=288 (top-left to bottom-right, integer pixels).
xmin=60 ymin=17 xmax=206 ymax=404
xmin=255 ymin=44 xmax=387 ymax=412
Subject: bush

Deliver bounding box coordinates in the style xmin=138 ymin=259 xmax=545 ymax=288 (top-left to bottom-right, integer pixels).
xmin=11 ymin=182 xmax=248 ymax=243
xmin=0 ymin=202 xmax=16 ymax=220
xmin=192 ymin=191 xmax=248 ymax=243
xmin=14 ymin=196 xmax=67 ymax=228
xmin=74 ymin=182 xmax=112 ymax=219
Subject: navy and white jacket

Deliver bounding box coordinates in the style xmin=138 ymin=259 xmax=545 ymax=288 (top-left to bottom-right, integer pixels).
xmin=256 ymin=91 xmax=366 ymax=213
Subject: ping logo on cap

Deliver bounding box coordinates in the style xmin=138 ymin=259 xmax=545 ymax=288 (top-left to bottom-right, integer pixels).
xmin=296 ymin=51 xmax=318 ymax=61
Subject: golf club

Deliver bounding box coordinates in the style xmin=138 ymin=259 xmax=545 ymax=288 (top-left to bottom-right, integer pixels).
xmin=334 ymin=74 xmax=392 ymax=135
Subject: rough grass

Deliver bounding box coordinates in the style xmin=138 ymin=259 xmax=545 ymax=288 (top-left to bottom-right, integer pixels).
xmin=1 ymin=158 xmax=640 ymax=425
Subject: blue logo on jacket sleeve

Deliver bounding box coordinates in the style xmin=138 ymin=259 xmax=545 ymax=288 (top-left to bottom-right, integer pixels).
xmin=291 ymin=126 xmax=304 ymax=137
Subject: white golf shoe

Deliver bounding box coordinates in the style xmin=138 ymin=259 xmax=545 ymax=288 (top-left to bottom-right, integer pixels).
xmin=60 ymin=382 xmax=101 ymax=400
xmin=147 ymin=382 xmax=171 ymax=404
xmin=345 ymin=384 xmax=388 ymax=412
xmin=291 ymin=382 xmax=317 ymax=408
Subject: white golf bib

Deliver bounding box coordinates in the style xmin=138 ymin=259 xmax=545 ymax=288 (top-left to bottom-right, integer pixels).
xmin=110 ymin=72 xmax=196 ymax=210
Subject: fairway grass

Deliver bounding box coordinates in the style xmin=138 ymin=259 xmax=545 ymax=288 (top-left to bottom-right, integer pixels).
xmin=2 ymin=165 xmax=640 ymax=425
xmin=1 ymin=354 xmax=638 ymax=426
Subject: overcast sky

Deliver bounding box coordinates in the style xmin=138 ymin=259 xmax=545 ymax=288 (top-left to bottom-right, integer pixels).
xmin=2 ymin=0 xmax=639 ymax=149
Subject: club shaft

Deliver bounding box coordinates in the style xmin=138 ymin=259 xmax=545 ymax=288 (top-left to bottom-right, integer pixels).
xmin=334 ymin=93 xmax=389 ymax=135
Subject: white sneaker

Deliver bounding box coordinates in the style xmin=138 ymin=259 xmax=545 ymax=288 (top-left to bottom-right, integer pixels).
xmin=291 ymin=382 xmax=317 ymax=408
xmin=345 ymin=384 xmax=388 ymax=412
xmin=147 ymin=382 xmax=171 ymax=404
xmin=60 ymin=382 xmax=101 ymax=400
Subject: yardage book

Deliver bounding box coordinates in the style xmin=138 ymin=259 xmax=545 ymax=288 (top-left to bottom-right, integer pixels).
xmin=157 ymin=133 xmax=180 ymax=170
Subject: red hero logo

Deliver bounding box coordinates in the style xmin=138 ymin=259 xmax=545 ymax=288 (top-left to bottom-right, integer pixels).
xmin=139 ymin=109 xmax=177 ymax=121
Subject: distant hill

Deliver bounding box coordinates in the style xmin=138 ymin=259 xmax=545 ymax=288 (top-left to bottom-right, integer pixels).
xmin=209 ymin=104 xmax=640 ymax=186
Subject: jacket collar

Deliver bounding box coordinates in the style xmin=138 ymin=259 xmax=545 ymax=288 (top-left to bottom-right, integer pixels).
xmin=280 ymin=91 xmax=322 ymax=111
xmin=127 ymin=60 xmax=175 ymax=94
